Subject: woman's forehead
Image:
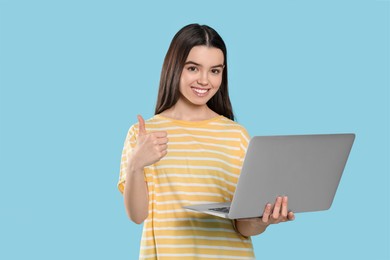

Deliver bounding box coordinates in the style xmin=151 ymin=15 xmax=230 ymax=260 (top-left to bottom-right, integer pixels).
xmin=186 ymin=46 xmax=224 ymax=66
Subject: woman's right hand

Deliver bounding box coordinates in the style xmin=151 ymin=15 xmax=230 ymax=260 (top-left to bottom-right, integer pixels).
xmin=130 ymin=115 xmax=168 ymax=170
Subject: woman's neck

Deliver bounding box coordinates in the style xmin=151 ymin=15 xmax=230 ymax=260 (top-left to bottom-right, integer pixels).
xmin=159 ymin=100 xmax=219 ymax=122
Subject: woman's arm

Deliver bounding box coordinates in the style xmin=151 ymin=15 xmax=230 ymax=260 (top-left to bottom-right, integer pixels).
xmin=235 ymin=196 xmax=295 ymax=237
xmin=123 ymin=156 xmax=149 ymax=224
xmin=123 ymin=115 xmax=168 ymax=224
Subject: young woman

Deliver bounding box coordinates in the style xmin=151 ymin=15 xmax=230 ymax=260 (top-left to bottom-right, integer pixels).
xmin=118 ymin=24 xmax=295 ymax=260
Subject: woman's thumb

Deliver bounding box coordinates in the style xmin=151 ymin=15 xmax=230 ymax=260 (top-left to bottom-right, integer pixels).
xmin=137 ymin=115 xmax=147 ymax=136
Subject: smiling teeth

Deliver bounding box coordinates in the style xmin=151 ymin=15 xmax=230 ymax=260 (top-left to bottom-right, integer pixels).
xmin=193 ymin=88 xmax=208 ymax=94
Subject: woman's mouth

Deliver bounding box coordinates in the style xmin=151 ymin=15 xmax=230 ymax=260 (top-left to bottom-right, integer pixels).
xmin=191 ymin=87 xmax=210 ymax=97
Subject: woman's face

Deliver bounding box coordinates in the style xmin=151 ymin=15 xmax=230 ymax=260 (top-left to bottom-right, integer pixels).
xmin=178 ymin=45 xmax=224 ymax=107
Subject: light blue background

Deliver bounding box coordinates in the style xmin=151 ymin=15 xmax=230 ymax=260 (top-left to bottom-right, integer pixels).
xmin=0 ymin=0 xmax=389 ymax=259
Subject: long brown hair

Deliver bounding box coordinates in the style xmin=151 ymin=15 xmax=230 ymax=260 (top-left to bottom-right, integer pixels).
xmin=154 ymin=24 xmax=234 ymax=120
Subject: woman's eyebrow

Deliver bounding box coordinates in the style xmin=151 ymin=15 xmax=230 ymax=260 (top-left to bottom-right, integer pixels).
xmin=184 ymin=61 xmax=224 ymax=68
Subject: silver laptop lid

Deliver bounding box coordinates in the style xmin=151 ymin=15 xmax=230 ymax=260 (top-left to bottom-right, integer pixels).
xmin=228 ymin=134 xmax=355 ymax=219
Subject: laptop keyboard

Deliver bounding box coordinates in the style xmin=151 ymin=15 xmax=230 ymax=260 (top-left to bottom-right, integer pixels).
xmin=208 ymin=207 xmax=230 ymax=213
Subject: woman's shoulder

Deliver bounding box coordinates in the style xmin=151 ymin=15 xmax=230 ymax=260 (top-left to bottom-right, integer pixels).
xmin=218 ymin=116 xmax=248 ymax=130
xmin=215 ymin=116 xmax=250 ymax=139
xmin=127 ymin=115 xmax=167 ymax=132
xmin=124 ymin=115 xmax=159 ymax=134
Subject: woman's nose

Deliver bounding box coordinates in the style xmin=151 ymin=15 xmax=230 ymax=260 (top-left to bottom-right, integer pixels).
xmin=197 ymin=72 xmax=209 ymax=86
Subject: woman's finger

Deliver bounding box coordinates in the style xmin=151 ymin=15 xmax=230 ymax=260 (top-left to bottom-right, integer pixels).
xmin=288 ymin=212 xmax=295 ymax=221
xmin=154 ymin=136 xmax=169 ymax=145
xmin=281 ymin=196 xmax=288 ymax=218
xmin=137 ymin=115 xmax=147 ymax=136
xmin=159 ymin=144 xmax=168 ymax=151
xmin=262 ymin=203 xmax=272 ymax=223
xmin=153 ymin=131 xmax=168 ymax=138
xmin=272 ymin=197 xmax=282 ymax=219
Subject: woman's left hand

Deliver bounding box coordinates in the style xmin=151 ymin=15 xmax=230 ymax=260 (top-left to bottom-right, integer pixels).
xmin=261 ymin=196 xmax=295 ymax=225
xmin=235 ymin=196 xmax=295 ymax=236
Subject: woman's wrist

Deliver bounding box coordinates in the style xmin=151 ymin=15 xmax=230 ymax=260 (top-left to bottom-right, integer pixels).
xmin=235 ymin=218 xmax=269 ymax=237
xmin=127 ymin=154 xmax=145 ymax=174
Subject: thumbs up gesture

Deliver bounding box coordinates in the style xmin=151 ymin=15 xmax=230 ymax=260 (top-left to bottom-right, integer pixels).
xmin=132 ymin=115 xmax=168 ymax=169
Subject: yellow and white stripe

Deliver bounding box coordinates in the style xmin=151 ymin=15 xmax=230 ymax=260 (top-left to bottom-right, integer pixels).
xmin=118 ymin=115 xmax=254 ymax=260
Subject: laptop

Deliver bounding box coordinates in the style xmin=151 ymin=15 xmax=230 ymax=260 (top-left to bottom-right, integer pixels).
xmin=183 ymin=133 xmax=355 ymax=219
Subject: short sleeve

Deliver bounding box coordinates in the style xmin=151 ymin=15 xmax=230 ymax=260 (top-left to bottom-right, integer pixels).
xmin=239 ymin=126 xmax=251 ymax=161
xmin=117 ymin=124 xmax=137 ymax=194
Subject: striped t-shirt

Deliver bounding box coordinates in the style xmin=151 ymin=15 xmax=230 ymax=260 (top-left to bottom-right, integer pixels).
xmin=118 ymin=114 xmax=255 ymax=260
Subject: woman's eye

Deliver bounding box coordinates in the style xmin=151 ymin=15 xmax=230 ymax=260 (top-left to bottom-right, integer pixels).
xmin=211 ymin=69 xmax=221 ymax=74
xmin=187 ymin=66 xmax=198 ymax=72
